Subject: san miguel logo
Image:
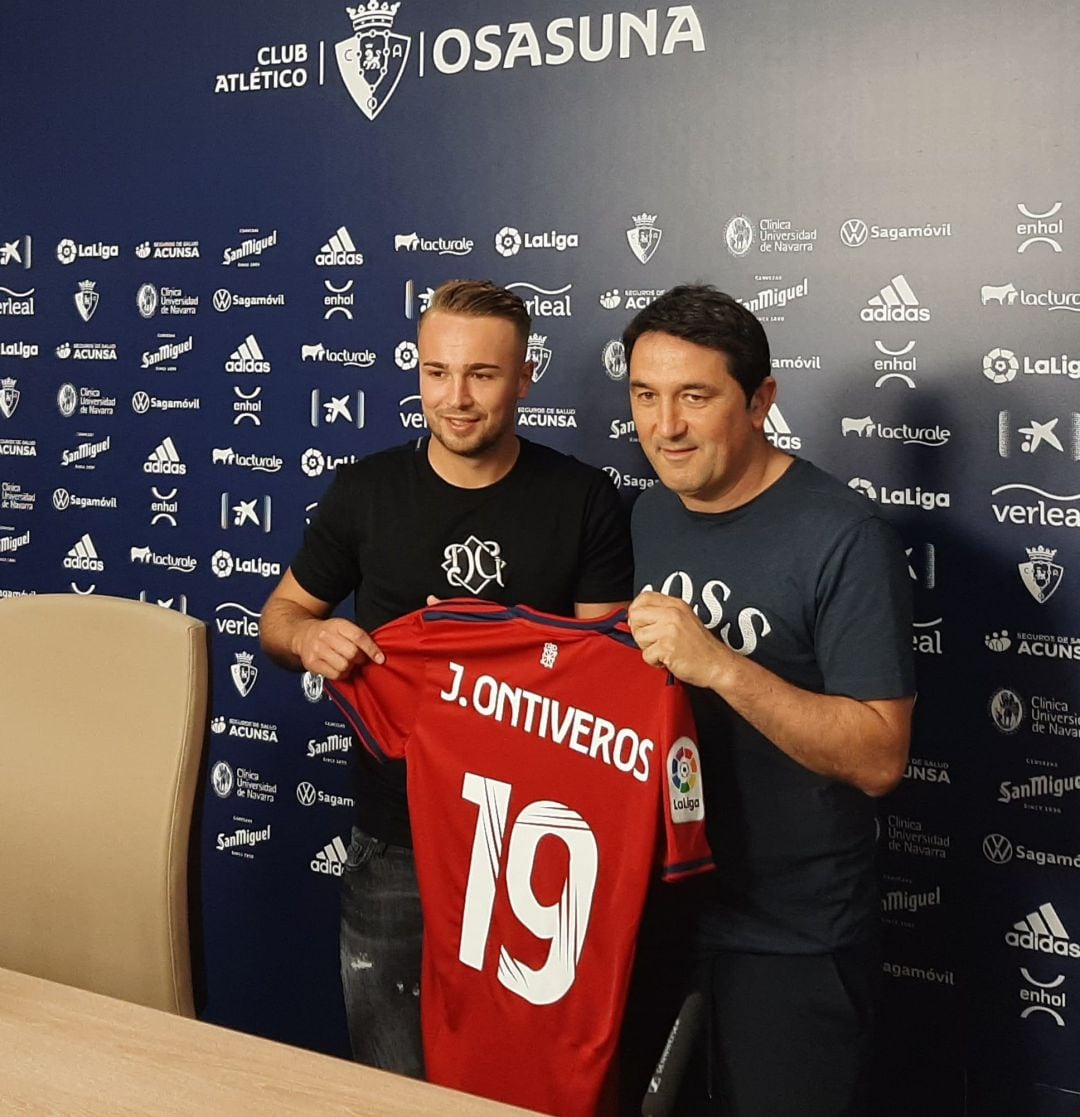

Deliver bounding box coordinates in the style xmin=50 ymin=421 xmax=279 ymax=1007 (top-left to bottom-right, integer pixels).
xmin=335 ymin=2 xmax=411 ymax=121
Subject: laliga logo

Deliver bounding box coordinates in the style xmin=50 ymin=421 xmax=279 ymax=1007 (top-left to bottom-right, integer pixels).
xmin=668 ymin=738 xmax=704 ymax=821
xmin=335 ymin=2 xmax=411 ymax=121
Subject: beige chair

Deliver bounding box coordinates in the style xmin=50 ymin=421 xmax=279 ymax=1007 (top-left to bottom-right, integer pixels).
xmin=0 ymin=593 xmax=209 ymax=1015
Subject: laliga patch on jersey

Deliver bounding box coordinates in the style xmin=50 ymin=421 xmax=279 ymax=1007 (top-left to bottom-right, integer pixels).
xmin=668 ymin=737 xmax=704 ymax=823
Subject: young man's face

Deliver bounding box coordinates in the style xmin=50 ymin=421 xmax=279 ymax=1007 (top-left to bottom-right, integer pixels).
xmin=418 ymin=311 xmax=532 ymax=459
xmin=629 ymin=330 xmax=774 ymax=511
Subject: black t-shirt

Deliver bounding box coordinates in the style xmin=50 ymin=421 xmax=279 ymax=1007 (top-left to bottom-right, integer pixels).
xmin=291 ymin=436 xmax=633 ymax=846
xmin=632 ymin=457 xmax=915 ymax=953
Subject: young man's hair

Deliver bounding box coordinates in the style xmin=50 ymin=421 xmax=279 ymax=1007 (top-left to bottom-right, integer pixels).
xmin=424 ymin=279 xmax=532 ymax=349
xmin=622 ymin=284 xmax=771 ymax=403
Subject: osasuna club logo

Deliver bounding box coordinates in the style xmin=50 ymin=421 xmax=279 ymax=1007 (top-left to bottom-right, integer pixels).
xmin=0 ymin=378 xmax=19 ymax=419
xmin=1019 ymin=546 xmax=1063 ymax=604
xmin=74 ymin=280 xmax=99 ymax=322
xmin=231 ymin=651 xmax=259 ymax=697
xmin=1006 ymin=902 xmax=1080 ymax=959
xmin=527 ymin=334 xmax=552 ymax=381
xmin=626 ymin=213 xmax=662 ymax=264
xmin=335 ymin=2 xmax=411 ymax=121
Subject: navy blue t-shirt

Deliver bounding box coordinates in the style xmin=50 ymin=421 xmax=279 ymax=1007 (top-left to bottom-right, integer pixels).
xmin=632 ymin=457 xmax=915 ymax=953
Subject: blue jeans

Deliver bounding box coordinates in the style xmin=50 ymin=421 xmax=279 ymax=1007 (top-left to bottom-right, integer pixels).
xmin=339 ymin=826 xmax=425 ymax=1078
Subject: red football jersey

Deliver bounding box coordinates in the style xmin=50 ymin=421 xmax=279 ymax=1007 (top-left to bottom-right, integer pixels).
xmin=328 ymin=601 xmax=712 ymax=1117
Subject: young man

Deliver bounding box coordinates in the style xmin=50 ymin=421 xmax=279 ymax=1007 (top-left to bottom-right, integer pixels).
xmin=620 ymin=285 xmax=915 ymax=1116
xmin=259 ymin=279 xmax=631 ymax=1078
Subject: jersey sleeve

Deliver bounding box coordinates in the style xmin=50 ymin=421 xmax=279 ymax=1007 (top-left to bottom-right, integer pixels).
xmin=656 ymin=677 xmax=714 ymax=882
xmin=289 ymin=466 xmax=364 ymax=606
xmin=814 ymin=516 xmax=916 ymax=700
xmin=325 ymin=610 xmax=427 ymax=762
xmin=573 ymin=469 xmax=634 ymax=605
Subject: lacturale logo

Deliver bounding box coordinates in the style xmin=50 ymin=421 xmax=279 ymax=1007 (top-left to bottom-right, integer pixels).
xmin=1006 ymin=902 xmax=1080 ymax=958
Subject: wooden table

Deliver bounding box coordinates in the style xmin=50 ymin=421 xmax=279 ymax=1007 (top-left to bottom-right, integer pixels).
xmin=0 ymin=966 xmax=540 ymax=1115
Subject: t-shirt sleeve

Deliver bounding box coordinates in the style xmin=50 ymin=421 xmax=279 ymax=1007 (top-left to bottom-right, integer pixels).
xmin=813 ymin=515 xmax=916 ymax=700
xmin=573 ymin=471 xmax=634 ymax=605
xmin=325 ymin=610 xmax=426 ymax=762
xmin=657 ymin=677 xmax=714 ymax=882
xmin=290 ymin=467 xmax=363 ymax=606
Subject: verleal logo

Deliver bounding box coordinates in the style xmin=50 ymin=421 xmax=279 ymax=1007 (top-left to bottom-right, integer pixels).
xmin=1006 ymin=902 xmax=1080 ymax=959
xmin=335 ymin=2 xmax=412 ymax=122
xmin=668 ymin=737 xmax=704 ymax=822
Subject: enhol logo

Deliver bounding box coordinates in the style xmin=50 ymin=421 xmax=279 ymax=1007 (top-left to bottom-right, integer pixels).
xmin=333 ymin=6 xmax=706 ymax=120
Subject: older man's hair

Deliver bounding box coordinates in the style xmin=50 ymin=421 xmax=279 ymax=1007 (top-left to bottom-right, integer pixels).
xmin=425 ymin=279 xmax=531 ymax=348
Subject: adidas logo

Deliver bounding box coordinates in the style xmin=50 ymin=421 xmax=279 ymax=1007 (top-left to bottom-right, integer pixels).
xmin=64 ymin=532 xmax=103 ymax=572
xmin=143 ymin=436 xmax=186 ymax=476
xmin=764 ymin=404 xmax=801 ymax=451
xmin=860 ymin=274 xmax=930 ymax=323
xmin=1005 ymin=901 xmax=1080 ymax=958
xmin=310 ymin=835 xmax=348 ymax=877
xmin=225 ymin=334 xmax=270 ymax=374
xmin=314 ymin=226 xmax=364 ymax=267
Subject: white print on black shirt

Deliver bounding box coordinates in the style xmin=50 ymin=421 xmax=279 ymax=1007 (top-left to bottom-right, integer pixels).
xmin=442 ymin=535 xmax=506 ymax=595
xmin=644 ymin=571 xmax=771 ymax=655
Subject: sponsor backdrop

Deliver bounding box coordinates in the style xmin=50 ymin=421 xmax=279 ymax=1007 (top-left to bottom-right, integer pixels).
xmin=1 ymin=3 xmax=1077 ymax=1113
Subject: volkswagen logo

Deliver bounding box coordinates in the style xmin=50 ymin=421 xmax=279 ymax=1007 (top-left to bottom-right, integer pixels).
xmin=296 ymin=781 xmax=317 ymax=807
xmin=213 ymin=288 xmax=233 ymax=312
xmin=983 ymin=833 xmax=1014 ymax=864
xmin=132 ymin=391 xmax=151 ymax=414
xmin=840 ymin=218 xmax=869 ymax=248
xmin=52 ymin=488 xmax=71 ymax=511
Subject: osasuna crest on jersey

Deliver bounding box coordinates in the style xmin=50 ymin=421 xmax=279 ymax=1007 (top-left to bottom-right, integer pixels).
xmin=0 ymin=378 xmax=19 ymax=419
xmin=626 ymin=213 xmax=662 ymax=264
xmin=335 ymin=3 xmax=411 ymax=122
xmin=74 ymin=280 xmax=99 ymax=322
xmin=527 ymin=333 xmax=552 ymax=382
xmin=1019 ymin=546 xmax=1063 ymax=604
xmin=231 ymin=651 xmax=259 ymax=697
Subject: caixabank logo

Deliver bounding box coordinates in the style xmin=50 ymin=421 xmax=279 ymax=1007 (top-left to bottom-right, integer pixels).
xmin=213 ymin=5 xmax=706 ymax=121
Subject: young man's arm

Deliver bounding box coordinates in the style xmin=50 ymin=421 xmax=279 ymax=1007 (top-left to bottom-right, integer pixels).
xmin=260 ymin=568 xmax=384 ymax=679
xmin=628 ymin=591 xmax=913 ymax=798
